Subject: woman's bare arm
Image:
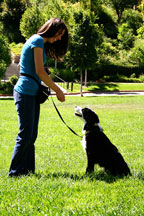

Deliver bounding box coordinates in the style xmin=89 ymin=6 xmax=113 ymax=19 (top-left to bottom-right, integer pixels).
xmin=34 ymin=47 xmax=65 ymax=102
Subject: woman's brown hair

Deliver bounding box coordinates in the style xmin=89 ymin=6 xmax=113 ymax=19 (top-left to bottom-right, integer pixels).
xmin=37 ymin=18 xmax=68 ymax=61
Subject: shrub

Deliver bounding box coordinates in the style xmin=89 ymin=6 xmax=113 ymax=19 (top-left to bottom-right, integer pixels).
xmin=103 ymin=74 xmax=144 ymax=82
xmin=139 ymin=74 xmax=144 ymax=82
xmin=5 ymin=81 xmax=13 ymax=93
xmin=10 ymin=43 xmax=23 ymax=55
xmin=1 ymin=75 xmax=18 ymax=94
xmin=9 ymin=75 xmax=18 ymax=86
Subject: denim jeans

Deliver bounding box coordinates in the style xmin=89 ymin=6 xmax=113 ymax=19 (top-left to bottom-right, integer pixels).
xmin=9 ymin=90 xmax=40 ymax=176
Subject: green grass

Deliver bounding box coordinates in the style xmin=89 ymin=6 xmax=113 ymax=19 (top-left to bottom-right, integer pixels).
xmin=0 ymin=82 xmax=144 ymax=95
xmin=87 ymin=82 xmax=144 ymax=92
xmin=57 ymin=82 xmax=144 ymax=93
xmin=0 ymin=96 xmax=144 ymax=215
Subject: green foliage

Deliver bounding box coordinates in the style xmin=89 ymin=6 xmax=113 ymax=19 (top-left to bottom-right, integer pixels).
xmin=104 ymin=0 xmax=140 ymax=22
xmin=10 ymin=42 xmax=23 ymax=55
xmin=41 ymin=0 xmax=71 ymax=23
xmin=93 ymin=4 xmax=118 ymax=39
xmin=4 ymin=81 xmax=13 ymax=93
xmin=116 ymin=9 xmax=143 ymax=64
xmin=0 ymin=21 xmax=3 ymax=32
xmin=97 ymin=38 xmax=119 ymax=65
xmin=0 ymin=0 xmax=30 ymax=42
xmin=137 ymin=24 xmax=144 ymax=39
xmin=103 ymin=74 xmax=144 ymax=83
xmin=118 ymin=23 xmax=135 ymax=50
xmin=9 ymin=75 xmax=18 ymax=86
xmin=20 ymin=3 xmax=45 ymax=39
xmin=66 ymin=10 xmax=103 ymax=72
xmin=129 ymin=38 xmax=144 ymax=66
xmin=0 ymin=75 xmax=18 ymax=94
xmin=1 ymin=0 xmax=144 ymax=81
xmin=0 ymin=34 xmax=11 ymax=79
xmin=91 ymin=64 xmax=144 ymax=80
xmin=20 ymin=0 xmax=70 ymax=40
xmin=48 ymin=66 xmax=75 ymax=82
xmin=121 ymin=9 xmax=143 ymax=35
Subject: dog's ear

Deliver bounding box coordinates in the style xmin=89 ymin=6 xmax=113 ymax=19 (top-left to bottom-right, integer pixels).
xmin=83 ymin=108 xmax=99 ymax=125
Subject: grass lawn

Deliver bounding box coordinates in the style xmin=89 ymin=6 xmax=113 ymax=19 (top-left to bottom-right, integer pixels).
xmin=87 ymin=82 xmax=144 ymax=92
xmin=0 ymin=96 xmax=144 ymax=215
xmin=0 ymin=82 xmax=144 ymax=95
xmin=58 ymin=82 xmax=144 ymax=93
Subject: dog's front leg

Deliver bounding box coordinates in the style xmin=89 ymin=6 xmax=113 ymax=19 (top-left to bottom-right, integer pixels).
xmin=86 ymin=153 xmax=94 ymax=173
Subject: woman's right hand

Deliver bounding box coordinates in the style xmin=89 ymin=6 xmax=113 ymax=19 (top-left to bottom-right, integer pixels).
xmin=56 ymin=88 xmax=65 ymax=102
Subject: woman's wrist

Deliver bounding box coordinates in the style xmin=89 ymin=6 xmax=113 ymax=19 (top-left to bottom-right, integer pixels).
xmin=55 ymin=86 xmax=61 ymax=94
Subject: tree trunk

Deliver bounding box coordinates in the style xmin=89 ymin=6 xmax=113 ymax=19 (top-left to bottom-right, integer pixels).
xmin=80 ymin=70 xmax=83 ymax=97
xmin=84 ymin=68 xmax=87 ymax=87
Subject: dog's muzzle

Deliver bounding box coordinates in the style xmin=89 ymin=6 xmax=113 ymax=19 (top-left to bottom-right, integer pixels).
xmin=74 ymin=106 xmax=83 ymax=117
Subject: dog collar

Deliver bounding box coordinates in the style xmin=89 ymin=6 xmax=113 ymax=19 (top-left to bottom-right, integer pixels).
xmin=83 ymin=123 xmax=103 ymax=135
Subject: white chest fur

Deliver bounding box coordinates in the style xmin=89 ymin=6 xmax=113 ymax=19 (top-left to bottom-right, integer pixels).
xmin=81 ymin=136 xmax=86 ymax=152
xmin=81 ymin=123 xmax=103 ymax=152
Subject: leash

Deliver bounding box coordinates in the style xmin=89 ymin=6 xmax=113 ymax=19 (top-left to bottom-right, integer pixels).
xmin=19 ymin=73 xmax=82 ymax=138
xmin=51 ymin=96 xmax=83 ymax=138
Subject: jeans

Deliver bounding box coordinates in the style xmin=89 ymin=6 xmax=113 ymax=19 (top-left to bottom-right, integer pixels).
xmin=9 ymin=90 xmax=40 ymax=176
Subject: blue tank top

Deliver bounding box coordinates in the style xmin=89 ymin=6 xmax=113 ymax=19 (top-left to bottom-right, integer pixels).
xmin=14 ymin=34 xmax=47 ymax=95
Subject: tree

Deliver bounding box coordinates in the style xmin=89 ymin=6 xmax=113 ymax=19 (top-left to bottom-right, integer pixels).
xmin=121 ymin=9 xmax=143 ymax=35
xmin=66 ymin=10 xmax=103 ymax=94
xmin=117 ymin=8 xmax=143 ymax=49
xmin=20 ymin=0 xmax=70 ymax=40
xmin=129 ymin=38 xmax=144 ymax=66
xmin=20 ymin=2 xmax=45 ymax=39
xmin=103 ymin=0 xmax=141 ymax=22
xmin=0 ymin=34 xmax=11 ymax=78
xmin=0 ymin=0 xmax=30 ymax=42
xmin=118 ymin=23 xmax=135 ymax=50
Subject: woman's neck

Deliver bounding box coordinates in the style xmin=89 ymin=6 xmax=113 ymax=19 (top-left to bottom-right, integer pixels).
xmin=42 ymin=37 xmax=48 ymax=44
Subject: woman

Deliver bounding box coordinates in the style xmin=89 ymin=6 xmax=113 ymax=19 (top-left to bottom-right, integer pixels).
xmin=9 ymin=18 xmax=69 ymax=176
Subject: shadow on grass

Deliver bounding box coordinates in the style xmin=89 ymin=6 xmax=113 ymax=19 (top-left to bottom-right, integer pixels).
xmin=0 ymin=98 xmax=13 ymax=100
xmin=35 ymin=170 xmax=129 ymax=183
xmin=88 ymin=83 xmax=119 ymax=92
xmin=134 ymin=171 xmax=144 ymax=181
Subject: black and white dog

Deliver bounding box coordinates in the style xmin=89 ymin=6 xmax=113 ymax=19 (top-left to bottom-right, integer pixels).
xmin=74 ymin=106 xmax=131 ymax=176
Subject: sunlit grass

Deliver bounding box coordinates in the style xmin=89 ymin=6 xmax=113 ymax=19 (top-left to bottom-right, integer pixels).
xmin=0 ymin=96 xmax=144 ymax=215
xmin=1 ymin=82 xmax=144 ymax=95
xmin=58 ymin=82 xmax=144 ymax=93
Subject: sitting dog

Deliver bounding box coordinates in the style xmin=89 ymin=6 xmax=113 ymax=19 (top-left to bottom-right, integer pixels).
xmin=74 ymin=106 xmax=131 ymax=176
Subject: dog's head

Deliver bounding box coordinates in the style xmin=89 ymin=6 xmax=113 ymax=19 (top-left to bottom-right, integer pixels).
xmin=74 ymin=106 xmax=102 ymax=132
